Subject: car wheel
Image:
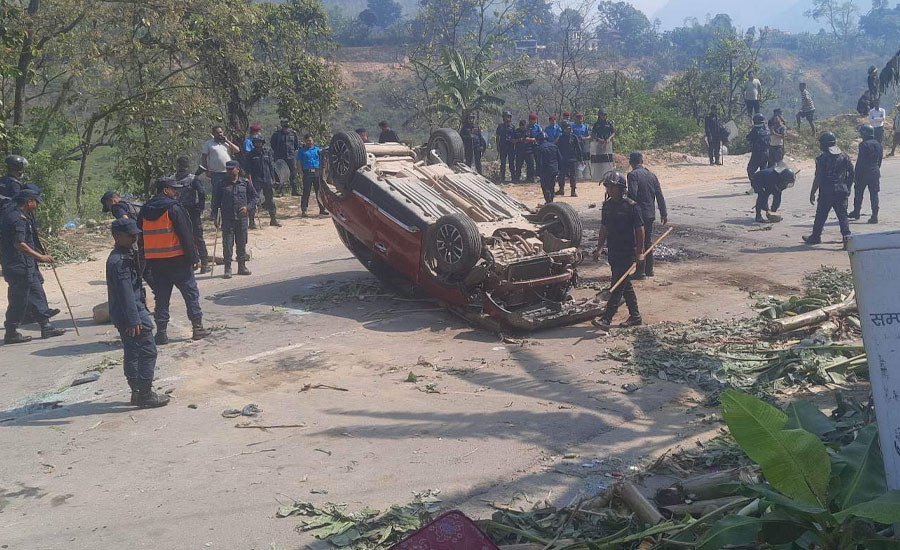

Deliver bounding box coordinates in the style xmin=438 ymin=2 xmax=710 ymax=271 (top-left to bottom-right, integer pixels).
xmin=428 ymin=128 xmax=465 ymax=166
xmin=425 ymin=213 xmax=482 ymax=279
xmin=538 ymin=202 xmax=583 ymax=247
xmin=328 ymin=131 xmax=367 ymax=193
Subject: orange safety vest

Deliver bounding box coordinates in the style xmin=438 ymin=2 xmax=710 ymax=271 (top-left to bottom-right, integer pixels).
xmin=142 ymin=210 xmax=184 ymax=259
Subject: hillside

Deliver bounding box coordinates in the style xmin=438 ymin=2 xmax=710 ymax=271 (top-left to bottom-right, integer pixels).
xmin=652 ymin=0 xmax=819 ymax=32
xmin=321 ymin=0 xmax=418 ymax=16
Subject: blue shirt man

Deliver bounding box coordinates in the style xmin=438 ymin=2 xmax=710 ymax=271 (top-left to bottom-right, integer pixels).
xmin=545 ymin=116 xmax=562 ymax=143
xmin=296 ymin=135 xmax=324 ymax=216
xmin=528 ymin=113 xmax=543 ymax=139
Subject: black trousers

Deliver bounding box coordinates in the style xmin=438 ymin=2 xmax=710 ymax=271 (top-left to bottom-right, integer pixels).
xmin=148 ymin=258 xmax=203 ymax=326
xmin=301 ymin=170 xmax=320 ymax=211
xmin=747 ymin=150 xmax=769 ymax=181
xmin=605 ymin=255 xmax=640 ymax=321
xmin=539 ymin=172 xmax=557 ymax=203
xmin=278 ymin=157 xmax=299 ymax=195
xmin=513 ymin=148 xmax=535 ymax=182
xmin=222 ymin=216 xmax=249 ymax=266
xmin=642 ymin=220 xmax=655 ymax=276
xmin=707 ymin=139 xmax=721 ymax=164
xmin=755 ymin=188 xmax=782 ymax=213
xmin=248 ymin=181 xmax=276 ymax=222
xmin=3 ymin=269 xmax=51 ymax=331
xmin=745 ymin=100 xmax=760 ymax=115
xmin=875 ymin=126 xmax=885 ymax=145
xmin=499 ymin=148 xmax=515 ymax=181
xmin=118 ymin=303 xmax=157 ymax=381
xmin=853 ymin=175 xmax=880 ymax=214
xmin=811 ymin=193 xmax=851 ymax=239
xmin=558 ymin=160 xmax=577 ymax=193
xmin=187 ymin=208 xmax=208 ymax=262
xmin=768 ymin=146 xmax=784 ymax=167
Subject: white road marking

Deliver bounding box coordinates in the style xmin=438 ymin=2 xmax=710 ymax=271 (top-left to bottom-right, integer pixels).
xmin=216 ymin=343 xmax=306 ymax=367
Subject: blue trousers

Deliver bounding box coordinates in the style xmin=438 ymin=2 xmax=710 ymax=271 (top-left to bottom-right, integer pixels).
xmin=539 ymin=172 xmax=558 ymax=203
xmin=853 ymin=174 xmax=880 ymax=214
xmin=117 ymin=304 xmax=157 ymax=381
xmin=148 ymin=258 xmax=202 ymax=325
xmin=4 ymin=269 xmax=51 ymax=330
xmin=812 ymin=193 xmax=851 ymax=239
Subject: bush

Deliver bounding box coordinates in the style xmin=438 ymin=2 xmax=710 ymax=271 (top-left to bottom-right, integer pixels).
xmin=7 ymin=133 xmax=76 ymax=234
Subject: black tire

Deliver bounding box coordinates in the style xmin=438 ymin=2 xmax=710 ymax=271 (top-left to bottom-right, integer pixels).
xmin=328 ymin=131 xmax=367 ymax=193
xmin=538 ymin=202 xmax=583 ymax=247
xmin=425 ymin=213 xmax=482 ymax=279
xmin=332 ymin=220 xmax=399 ymax=283
xmin=428 ymin=128 xmax=465 ymax=166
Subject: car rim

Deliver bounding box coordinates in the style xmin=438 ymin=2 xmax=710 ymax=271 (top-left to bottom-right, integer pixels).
xmin=434 ymin=138 xmax=449 ymax=162
xmin=436 ymin=224 xmax=464 ymax=265
xmin=543 ymin=213 xmax=564 ymax=238
xmin=331 ymin=140 xmax=350 ymax=176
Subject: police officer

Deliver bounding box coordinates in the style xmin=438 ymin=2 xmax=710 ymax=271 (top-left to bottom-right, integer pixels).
xmin=803 ymin=132 xmax=853 ymax=248
xmin=496 ymin=111 xmax=516 ymax=182
xmin=512 ymin=119 xmax=535 ymax=183
xmin=704 ymin=108 xmax=723 ymax=166
xmin=245 ymin=134 xmax=281 ymax=228
xmin=768 ymin=109 xmax=787 ymax=167
xmin=849 ymin=124 xmax=882 ymax=224
xmin=296 ymin=135 xmax=324 ymax=217
xmin=460 ymin=113 xmax=486 ymax=173
xmin=0 ymin=155 xmax=28 ymax=208
xmin=591 ymin=108 xmax=616 ymax=143
xmin=572 ymin=113 xmax=590 ymax=165
xmin=139 ymin=177 xmax=211 ymax=344
xmin=746 ymin=113 xmax=770 ymax=191
xmin=173 ymin=157 xmax=211 ymax=273
xmin=545 ymin=115 xmax=562 ymax=144
xmin=378 ymin=121 xmax=400 ymax=144
xmin=243 ymin=122 xmax=263 ymax=156
xmin=106 ymin=217 xmax=168 ymax=408
xmin=534 ymin=132 xmax=562 ymax=204
xmin=626 ymin=152 xmax=667 ymax=279
xmin=556 ymin=121 xmax=583 ymax=197
xmin=271 ymin=119 xmax=301 ymax=196
xmin=751 ymin=164 xmax=795 ymax=223
xmin=591 ymin=172 xmax=645 ymax=330
xmin=212 ymin=160 xmax=258 ymax=279
xmin=100 ymin=191 xmax=141 ymax=220
xmin=1 ymin=188 xmax=66 ymax=344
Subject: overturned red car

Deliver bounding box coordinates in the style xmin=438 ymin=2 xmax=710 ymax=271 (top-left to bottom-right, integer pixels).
xmin=319 ymin=128 xmax=603 ymax=330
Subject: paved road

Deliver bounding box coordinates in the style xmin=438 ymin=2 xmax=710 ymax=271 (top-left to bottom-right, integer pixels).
xmin=0 ymin=155 xmax=897 ymax=549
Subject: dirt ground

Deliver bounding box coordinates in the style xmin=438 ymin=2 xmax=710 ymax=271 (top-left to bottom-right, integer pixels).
xmin=1 ymin=151 xmax=896 ymax=549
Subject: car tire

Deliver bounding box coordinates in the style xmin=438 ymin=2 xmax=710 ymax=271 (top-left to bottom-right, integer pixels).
xmin=425 ymin=213 xmax=482 ymax=279
xmin=538 ymin=202 xmax=583 ymax=247
xmin=428 ymin=128 xmax=465 ymax=166
xmin=328 ymin=131 xmax=367 ymax=193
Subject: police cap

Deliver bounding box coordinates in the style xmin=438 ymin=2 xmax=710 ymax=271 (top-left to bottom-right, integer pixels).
xmin=100 ymin=190 xmax=117 ymax=212
xmin=111 ymin=217 xmax=141 ymax=235
xmin=156 ymin=176 xmax=183 ymax=192
xmin=14 ymin=188 xmax=42 ymax=203
xmin=225 ymin=160 xmax=241 ymax=170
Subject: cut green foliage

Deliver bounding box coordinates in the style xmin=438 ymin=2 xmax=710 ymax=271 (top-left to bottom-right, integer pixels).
xmin=276 ymin=490 xmax=441 ymax=549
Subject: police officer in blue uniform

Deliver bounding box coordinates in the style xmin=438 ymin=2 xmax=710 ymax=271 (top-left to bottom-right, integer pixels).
xmin=271 ymin=119 xmax=301 ymax=196
xmin=1 ymin=188 xmax=66 ymax=344
xmin=212 ymin=160 xmax=258 ymax=278
xmin=751 ymin=164 xmax=795 ymax=223
xmin=173 ymin=156 xmax=211 ymax=272
xmin=106 ymin=217 xmax=169 ymax=408
xmin=0 ymin=155 xmax=28 ymax=209
xmin=803 ymin=132 xmax=853 ymax=248
xmin=849 ymin=124 xmax=882 ymax=224
xmin=100 ymin=191 xmax=142 ymax=220
xmin=245 ymin=134 xmax=282 ymax=228
xmin=592 ymin=172 xmax=645 ymax=330
xmin=746 ymin=113 xmax=770 ymax=192
xmin=556 ymin=121 xmax=583 ymax=197
xmin=495 ymin=111 xmax=516 ymax=182
xmin=511 ymin=120 xmax=535 ymax=183
xmin=544 ymin=115 xmax=562 ymax=143
xmin=534 ymin=132 xmax=562 ymax=204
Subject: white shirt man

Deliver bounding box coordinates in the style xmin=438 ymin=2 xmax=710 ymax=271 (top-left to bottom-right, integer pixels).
xmin=870 ymin=105 xmax=887 ymax=144
xmin=200 ymin=126 xmax=240 ymax=189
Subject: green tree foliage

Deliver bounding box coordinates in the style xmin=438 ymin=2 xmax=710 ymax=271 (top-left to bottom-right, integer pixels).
xmin=367 ymin=0 xmax=402 ymax=27
xmin=514 ymin=0 xmax=554 ymax=39
xmin=595 ymin=1 xmax=657 ymax=54
xmin=805 ymin=0 xmax=860 ymax=38
xmin=859 ymin=3 xmax=900 ymax=40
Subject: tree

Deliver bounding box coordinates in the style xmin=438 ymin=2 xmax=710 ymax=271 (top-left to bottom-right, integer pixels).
xmin=514 ymin=0 xmax=554 ymax=39
xmin=805 ymin=0 xmax=859 ymax=39
xmin=859 ymin=3 xmax=900 ymax=41
xmin=596 ymin=1 xmax=656 ymax=53
xmin=367 ymin=0 xmax=401 ymax=27
xmin=411 ymin=48 xmax=531 ymax=125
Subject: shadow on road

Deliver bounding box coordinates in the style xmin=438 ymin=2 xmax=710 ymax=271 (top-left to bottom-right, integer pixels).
xmin=0 ymin=400 xmax=133 ymax=427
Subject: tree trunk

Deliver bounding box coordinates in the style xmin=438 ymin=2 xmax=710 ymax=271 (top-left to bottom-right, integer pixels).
xmin=13 ymin=0 xmax=41 ymax=130
xmin=32 ymin=75 xmax=74 ymax=153
xmin=75 ymin=120 xmax=95 ymax=216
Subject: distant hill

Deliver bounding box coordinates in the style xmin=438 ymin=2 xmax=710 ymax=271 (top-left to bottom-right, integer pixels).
xmin=651 ymin=0 xmax=821 ymax=32
xmin=320 ymin=0 xmax=419 ymax=17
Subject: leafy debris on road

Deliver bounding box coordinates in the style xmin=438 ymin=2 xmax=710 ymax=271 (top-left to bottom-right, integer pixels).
xmin=292 ymin=279 xmax=393 ymax=311
xmin=222 ymin=404 xmax=262 ymax=418
xmin=276 ymin=490 xmax=442 ymax=548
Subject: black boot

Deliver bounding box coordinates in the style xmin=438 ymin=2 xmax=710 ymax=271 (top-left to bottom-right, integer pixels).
xmin=591 ymin=317 xmax=612 ymax=331
xmin=802 ymin=235 xmax=821 ymax=245
xmin=4 ymin=330 xmax=32 ymax=345
xmin=46 ymin=308 xmax=61 ymax=319
xmin=848 ymin=209 xmax=861 ymax=220
xmin=40 ymin=322 xmax=66 ymax=339
xmin=155 ymin=323 xmax=169 ymax=345
xmin=127 ymin=379 xmax=139 ymax=405
xmin=237 ymin=262 xmax=251 ymax=276
xmin=191 ymin=319 xmax=211 ymax=341
xmin=755 ymin=210 xmax=767 ymax=223
xmin=134 ymin=380 xmax=169 ymax=408
xmin=199 ymin=260 xmax=211 ymax=274
xmin=270 ymin=215 xmax=282 ymax=227
xmin=621 ymin=315 xmax=643 ymax=327
xmin=868 ymin=210 xmax=879 ymax=224
xmin=223 ymin=264 xmax=232 ymax=279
